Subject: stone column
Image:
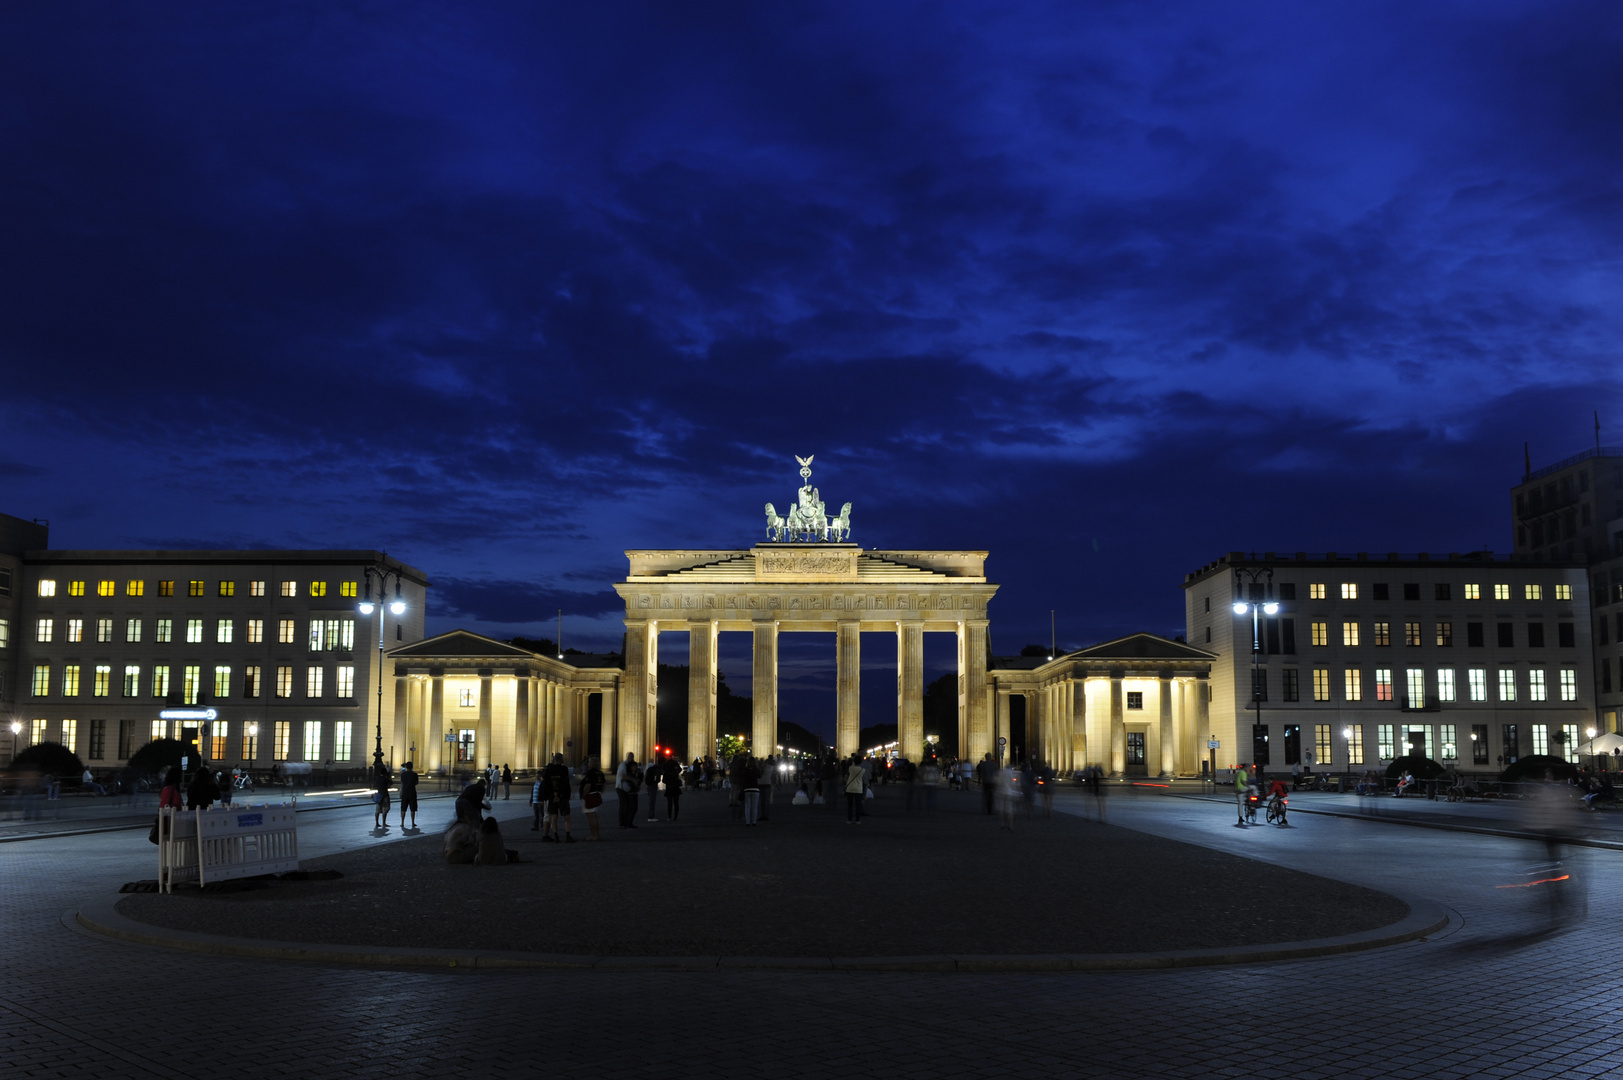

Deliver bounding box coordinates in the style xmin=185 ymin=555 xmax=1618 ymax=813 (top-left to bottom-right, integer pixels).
xmin=962 ymin=620 xmax=990 ymax=761
xmin=995 ymin=691 xmax=1010 ymax=764
xmin=1023 ymin=691 xmax=1038 ymax=763
xmin=690 ymin=622 xmax=716 ymax=764
xmin=428 ymin=671 xmax=445 ymax=772
xmin=1159 ymin=674 xmax=1175 ymax=779
xmin=599 ymin=686 xmax=617 ymax=767
xmin=514 ymin=675 xmax=531 ymax=770
xmin=620 ymin=622 xmax=647 ymax=762
xmin=835 ymin=621 xmax=859 ymax=757
xmin=755 ymin=621 xmax=780 ymax=759
xmin=392 ymin=674 xmax=409 ymax=767
xmin=1110 ymin=675 xmax=1125 ymax=778
xmin=645 ymin=625 xmax=661 ymax=760
xmin=1055 ymin=679 xmax=1072 ymax=773
xmin=527 ymin=677 xmax=540 ymax=766
xmin=1196 ymin=677 xmax=1211 ymax=770
xmin=1072 ymin=678 xmax=1087 ymax=766
xmin=477 ymin=670 xmax=494 ymax=768
xmin=898 ymin=622 xmax=924 ymax=761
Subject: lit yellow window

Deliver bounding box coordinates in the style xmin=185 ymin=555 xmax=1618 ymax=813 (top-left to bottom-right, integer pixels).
xmin=1464 ymin=584 xmax=1480 ymax=600
xmin=68 ymin=581 xmax=85 ymax=597
xmin=281 ymin=581 xmax=297 ymax=597
xmin=1555 ymin=584 xmax=1572 ymax=601
xmin=1343 ymin=622 xmax=1360 ymax=646
xmin=158 ymin=580 xmax=174 ymax=597
xmin=250 ymin=581 xmax=266 ymax=597
xmin=219 ymin=580 xmax=235 ymax=598
xmin=1344 ymin=668 xmax=1362 ymax=701
xmin=38 ymin=579 xmax=56 ymax=597
xmin=1341 ymin=583 xmax=1358 ymax=600
xmin=340 ymin=581 xmax=358 ymax=598
xmin=97 ymin=580 xmax=115 ymax=597
xmin=1312 ymin=669 xmax=1330 ymax=701
xmin=1309 ymin=583 xmax=1326 ymax=600
xmin=1524 ymin=584 xmax=1542 ymax=601
xmin=1311 ymin=621 xmax=1328 ymax=646
xmin=1493 ymin=584 xmax=1510 ymax=601
xmin=310 ymin=581 xmax=328 ymax=598
xmin=188 ymin=580 xmax=205 ymax=597
xmin=126 ymin=580 xmax=144 ymax=597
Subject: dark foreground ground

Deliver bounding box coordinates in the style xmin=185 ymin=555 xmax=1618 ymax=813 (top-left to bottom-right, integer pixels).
xmin=116 ymin=785 xmax=1407 ymax=956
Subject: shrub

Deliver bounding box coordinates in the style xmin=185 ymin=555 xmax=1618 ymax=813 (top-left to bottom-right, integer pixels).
xmin=10 ymin=740 xmax=85 ymax=778
xmin=1499 ymin=754 xmax=1579 ymax=784
xmin=1384 ymin=755 xmax=1447 ymax=781
xmin=126 ymin=738 xmax=188 ymax=779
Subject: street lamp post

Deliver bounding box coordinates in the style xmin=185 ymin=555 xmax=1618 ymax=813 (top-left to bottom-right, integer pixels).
xmin=1232 ymin=565 xmax=1277 ymax=777
xmin=9 ymin=720 xmax=20 ymax=765
xmin=358 ymin=563 xmax=408 ymax=780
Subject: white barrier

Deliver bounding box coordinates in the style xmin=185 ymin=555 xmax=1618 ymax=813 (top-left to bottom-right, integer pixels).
xmin=157 ymin=804 xmax=300 ymax=892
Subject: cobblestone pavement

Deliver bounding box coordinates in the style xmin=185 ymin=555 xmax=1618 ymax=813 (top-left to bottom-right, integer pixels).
xmin=5 ymin=786 xmax=1622 ymax=1079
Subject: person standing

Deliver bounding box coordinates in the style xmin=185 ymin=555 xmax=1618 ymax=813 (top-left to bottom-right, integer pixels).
xmin=501 ymin=763 xmax=513 ymax=800
xmin=541 ymin=753 xmax=574 ymax=843
xmin=996 ymin=760 xmax=1018 ymax=831
xmin=578 ymin=757 xmax=607 ymax=840
xmin=978 ymin=753 xmax=996 ymax=815
xmin=663 ymin=758 xmax=683 ymax=821
xmin=646 ymin=755 xmax=662 ymax=823
xmin=740 ymin=755 xmax=763 ymax=825
xmin=843 ymin=755 xmax=866 ymax=824
xmin=919 ymin=757 xmax=940 ymax=815
xmin=372 ymin=763 xmax=391 ymax=830
xmin=397 ymin=762 xmax=420 ymax=830
xmin=758 ymin=754 xmax=774 ymax=822
xmin=187 ymin=766 xmax=220 ymax=811
xmin=615 ymin=752 xmax=642 ymax=829
xmin=1234 ymin=764 xmax=1251 ymax=826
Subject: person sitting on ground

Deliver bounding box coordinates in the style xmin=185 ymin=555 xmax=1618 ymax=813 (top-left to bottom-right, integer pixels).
xmin=456 ymin=779 xmax=491 ymax=827
xmin=474 ymin=815 xmax=516 ymax=864
xmin=443 ymin=820 xmax=479 ymax=864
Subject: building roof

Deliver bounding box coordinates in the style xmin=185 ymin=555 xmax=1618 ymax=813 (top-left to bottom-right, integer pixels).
xmin=391 ymin=630 xmax=534 ymax=659
xmin=1184 ymin=549 xmax=1586 ymax=586
xmin=1067 ymin=633 xmax=1217 ymax=661
xmin=22 ymin=548 xmax=430 ymax=585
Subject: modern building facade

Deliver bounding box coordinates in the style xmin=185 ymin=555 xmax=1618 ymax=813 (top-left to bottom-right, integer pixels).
xmin=1185 ymin=552 xmax=1594 ymax=774
xmin=3 ymin=537 xmax=428 ymax=771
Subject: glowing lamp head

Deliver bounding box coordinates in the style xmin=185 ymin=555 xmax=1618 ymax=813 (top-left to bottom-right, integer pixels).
xmin=9 ymin=721 xmax=20 ymax=735
xmin=358 ymin=600 xmax=375 ymax=615
xmin=1232 ymin=602 xmax=1249 ymax=615
xmin=1263 ymin=602 xmax=1279 ymax=615
xmin=389 ymin=599 xmax=406 ymax=616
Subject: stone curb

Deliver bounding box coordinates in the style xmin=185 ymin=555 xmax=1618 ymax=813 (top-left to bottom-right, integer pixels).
xmin=1165 ymin=792 xmax=1623 ymax=852
xmin=73 ymin=893 xmax=1449 ymax=974
xmin=0 ymin=792 xmax=458 ymax=845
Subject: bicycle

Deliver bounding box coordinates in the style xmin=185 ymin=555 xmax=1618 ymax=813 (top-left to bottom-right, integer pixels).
xmin=1265 ymin=792 xmax=1289 ymax=826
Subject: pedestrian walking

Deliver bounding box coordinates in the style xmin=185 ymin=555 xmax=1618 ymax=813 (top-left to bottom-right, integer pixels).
xmin=579 ymin=757 xmax=606 ymax=840
xmin=397 ymin=762 xmax=419 ymax=830
xmin=844 ymin=755 xmax=866 ymax=824
xmin=616 ymin=752 xmax=642 ymax=829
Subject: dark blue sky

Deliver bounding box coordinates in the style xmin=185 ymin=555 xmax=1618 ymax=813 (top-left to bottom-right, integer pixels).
xmin=3 ymin=3 xmax=1620 ymax=731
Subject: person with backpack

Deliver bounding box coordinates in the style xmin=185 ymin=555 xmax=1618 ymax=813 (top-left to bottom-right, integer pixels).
xmin=578 ymin=757 xmax=607 ymax=840
xmin=615 ymin=752 xmax=643 ymax=829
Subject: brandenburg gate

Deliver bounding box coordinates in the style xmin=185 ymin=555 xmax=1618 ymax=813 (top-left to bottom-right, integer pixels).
xmin=613 ymin=543 xmax=999 ymax=764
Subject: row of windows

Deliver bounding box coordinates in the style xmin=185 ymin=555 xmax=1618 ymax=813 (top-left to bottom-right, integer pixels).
xmin=23 ymin=718 xmax=355 ymax=762
xmin=31 ymin=618 xmax=356 ymax=649
xmin=1305 ymin=620 xmax=1574 ymax=649
xmin=1295 ymin=582 xmax=1571 ymax=602
xmin=1250 ymin=722 xmax=1578 ymax=766
xmin=31 ymin=663 xmax=357 ymax=701
xmin=37 ymin=579 xmax=361 ymax=599
xmin=1254 ymin=666 xmax=1578 ymax=705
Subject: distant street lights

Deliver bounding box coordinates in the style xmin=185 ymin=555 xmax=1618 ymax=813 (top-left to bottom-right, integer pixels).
xmin=358 ymin=564 xmax=408 ymax=778
xmin=1233 ymin=565 xmax=1277 ymax=771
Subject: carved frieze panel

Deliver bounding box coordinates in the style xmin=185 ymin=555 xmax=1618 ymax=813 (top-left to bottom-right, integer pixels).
xmin=660 ymin=596 xmax=673 ymax=609
xmin=639 ymin=595 xmax=652 ymax=608
xmin=755 ymin=546 xmax=859 ymax=582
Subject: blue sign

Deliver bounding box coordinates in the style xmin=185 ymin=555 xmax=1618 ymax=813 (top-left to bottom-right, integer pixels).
xmin=237 ymin=813 xmax=263 ymax=828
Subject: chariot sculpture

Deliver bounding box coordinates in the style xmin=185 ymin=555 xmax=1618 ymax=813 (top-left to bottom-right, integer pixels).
xmin=764 ymin=455 xmax=852 ymax=543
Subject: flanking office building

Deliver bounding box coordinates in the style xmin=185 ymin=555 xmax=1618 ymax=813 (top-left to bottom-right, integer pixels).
xmin=0 ymin=511 xmax=429 ymax=773
xmin=1185 ymin=551 xmax=1594 ymax=775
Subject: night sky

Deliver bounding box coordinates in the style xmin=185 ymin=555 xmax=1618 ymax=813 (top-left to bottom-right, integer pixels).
xmin=3 ymin=3 xmax=1620 ymax=736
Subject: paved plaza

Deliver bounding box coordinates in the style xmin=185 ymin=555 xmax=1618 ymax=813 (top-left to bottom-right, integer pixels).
xmin=4 ymin=784 xmax=1622 ymax=1078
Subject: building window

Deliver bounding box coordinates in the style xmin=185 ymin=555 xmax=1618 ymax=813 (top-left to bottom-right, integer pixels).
xmin=126 ymin=580 xmax=143 ymax=597
xmin=1126 ymin=691 xmax=1144 ymax=709
xmin=242 ymin=723 xmax=259 ymax=761
xmin=89 ymin=719 xmax=106 ymax=760
xmin=1465 ymin=584 xmax=1480 ymax=600
xmin=1471 ymin=724 xmax=1488 ymax=764
xmin=1525 ymin=584 xmax=1543 ymax=601
xmin=247 ymin=619 xmax=263 ymax=643
xmin=1493 ymin=583 xmax=1510 ymax=601
xmin=1467 ymin=623 xmax=1484 ymax=647
xmin=1497 ymin=623 xmax=1514 ymax=648
xmin=308 ymin=621 xmax=322 ymax=651
xmin=1556 ymin=584 xmax=1572 ymax=601
xmin=1311 ymin=621 xmax=1328 ymax=646
xmin=334 ymin=722 xmax=353 ymax=760
xmin=340 ymin=581 xmax=358 ymax=598
xmin=336 ymin=665 xmax=355 ymax=699
xmin=306 ymin=666 xmax=324 ymax=698
xmin=1347 ymin=725 xmax=1364 ymax=765
xmin=310 ymin=581 xmax=328 ymax=598
xmin=1440 ymin=724 xmax=1457 ymax=761
xmin=276 ymin=666 xmax=293 ymax=698
xmin=60 ymin=718 xmax=77 ymax=750
xmin=1529 ymin=669 xmax=1547 ymax=701
xmin=188 ymin=580 xmax=205 ymax=597
xmin=219 ymin=580 xmax=235 ymax=597
xmin=68 ymin=581 xmax=85 ymax=597
xmin=93 ymin=665 xmax=110 ymax=697
xmin=31 ymin=665 xmax=49 ymax=697
xmin=272 ymin=722 xmax=290 ymax=761
xmin=1282 ymin=669 xmax=1299 ymax=702
xmin=1498 ymin=669 xmax=1516 ymax=702
xmin=149 ymin=720 xmax=166 ymax=742
xmin=1562 ymin=724 xmax=1580 ymax=764
xmin=1375 ymin=669 xmax=1394 ymax=702
xmin=1404 ymin=669 xmax=1423 ymax=708
xmin=186 ymin=619 xmax=203 ymax=644
xmin=0 ymin=619 xmax=7 ymax=648
xmin=117 ymin=664 xmax=138 ymax=697
xmin=340 ymin=620 xmax=355 ymax=650
xmin=281 ymin=581 xmax=297 ymax=597
xmin=1435 ymin=583 xmax=1452 ymax=601
xmin=1344 ymin=668 xmax=1362 ymax=702
xmin=210 ymin=721 xmax=228 ymax=760
xmin=214 ymin=665 xmax=231 ymax=699
xmin=36 ymin=618 xmax=53 ymax=643
xmin=62 ymin=664 xmax=80 ymax=697
xmin=38 ymin=580 xmax=56 ymax=597
xmin=1558 ymin=622 xmax=1575 ymax=648
xmin=125 ymin=618 xmax=142 ymax=643
xmin=1404 ymin=621 xmax=1421 ymax=647
xmin=1281 ymin=619 xmax=1296 ymax=654
xmin=1532 ymin=725 xmax=1549 ymax=757
xmin=117 ymin=721 xmax=136 ymax=759
xmin=1309 ymin=583 xmax=1326 ymax=600
xmin=1402 ymin=583 xmax=1419 ymax=602
xmin=303 ymin=720 xmax=321 ymax=760
xmin=1314 ymin=724 xmax=1332 ymax=765
xmin=1372 ymin=622 xmax=1390 ymax=647
xmin=1252 ymin=724 xmax=1270 ymax=764
xmin=1560 ymin=668 xmax=1577 ymax=702
xmin=1377 ymin=724 xmax=1394 ymax=761
xmin=156 ymin=618 xmax=172 ymax=643
xmin=1343 ymin=622 xmax=1360 ymax=647
xmin=1341 ymin=583 xmax=1358 ymax=600
xmin=244 ymin=665 xmax=260 ymax=698
xmin=66 ymin=618 xmax=83 ymax=643
xmin=152 ymin=665 xmax=170 ymax=699
xmin=1373 ymin=583 xmax=1390 ymax=601
xmin=1205 ymin=626 xmax=1211 ymax=642
xmin=1467 ymin=668 xmax=1487 ymax=701
xmin=1312 ymin=668 xmax=1330 ymax=701
xmin=96 ymin=580 xmax=114 ymax=597
xmin=1437 ymin=668 xmax=1456 ymax=702
xmin=459 ymin=688 xmax=476 ymax=708
xmin=183 ymin=665 xmax=201 ymax=705
xmin=250 ymin=580 xmax=266 ymax=597
xmin=158 ymin=580 xmax=174 ymax=597
xmin=217 ymin=619 xmax=234 ymax=644
xmin=278 ymin=619 xmax=296 ymax=644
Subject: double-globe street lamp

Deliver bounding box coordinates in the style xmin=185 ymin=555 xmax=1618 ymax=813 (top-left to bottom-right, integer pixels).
xmin=1232 ymin=565 xmax=1277 ymax=773
xmin=357 ymin=564 xmax=407 ymax=780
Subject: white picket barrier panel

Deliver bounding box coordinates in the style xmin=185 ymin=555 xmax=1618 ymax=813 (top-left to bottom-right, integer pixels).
xmin=157 ymin=804 xmax=300 ymax=892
